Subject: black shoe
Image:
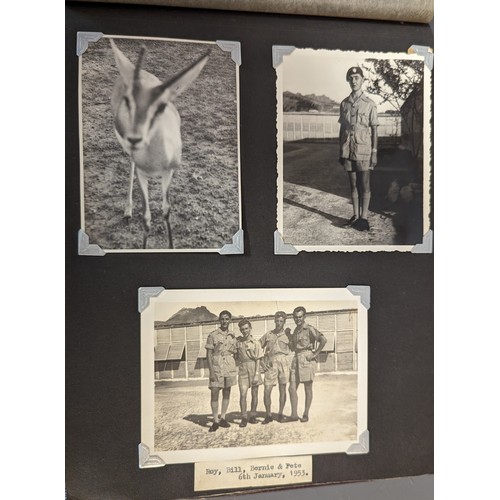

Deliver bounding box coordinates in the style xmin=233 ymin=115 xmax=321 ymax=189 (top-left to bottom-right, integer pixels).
xmin=300 ymin=415 xmax=309 ymax=423
xmin=219 ymin=418 xmax=230 ymax=428
xmin=277 ymin=414 xmax=285 ymax=423
xmin=344 ymin=215 xmax=359 ymax=227
xmin=262 ymin=415 xmax=273 ymax=424
xmin=287 ymin=415 xmax=300 ymax=422
xmin=239 ymin=418 xmax=248 ymax=428
xmin=248 ymin=416 xmax=258 ymax=424
xmin=353 ymin=218 xmax=369 ymax=231
xmin=209 ymin=422 xmax=219 ymax=432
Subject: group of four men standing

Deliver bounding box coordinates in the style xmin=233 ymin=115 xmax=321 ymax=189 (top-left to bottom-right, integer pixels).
xmin=205 ymin=307 xmax=327 ymax=433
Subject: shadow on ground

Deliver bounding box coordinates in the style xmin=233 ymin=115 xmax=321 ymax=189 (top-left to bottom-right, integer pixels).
xmin=183 ymin=410 xmax=303 ymax=430
xmin=284 ymin=198 xmax=346 ymax=228
xmin=182 ymin=411 xmax=257 ymax=429
xmin=283 ymin=139 xmax=425 ymax=245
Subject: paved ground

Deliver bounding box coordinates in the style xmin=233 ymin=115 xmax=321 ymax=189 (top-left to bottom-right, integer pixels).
xmin=155 ymin=373 xmax=357 ymax=451
xmin=282 ymin=141 xmax=422 ymax=246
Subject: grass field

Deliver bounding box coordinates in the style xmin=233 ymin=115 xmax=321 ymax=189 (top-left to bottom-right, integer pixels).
xmin=80 ymin=37 xmax=240 ymax=250
xmin=154 ymin=373 xmax=357 ymax=452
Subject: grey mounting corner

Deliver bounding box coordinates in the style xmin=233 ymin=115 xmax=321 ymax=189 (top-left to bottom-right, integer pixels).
xmin=272 ymin=45 xmax=296 ymax=68
xmin=274 ymin=230 xmax=298 ymax=255
xmin=216 ymin=40 xmax=242 ymax=66
xmin=346 ymin=430 xmax=370 ymax=455
xmin=408 ymin=45 xmax=434 ymax=70
xmin=138 ymin=443 xmax=166 ymax=469
xmin=219 ymin=229 xmax=244 ymax=255
xmin=78 ymin=230 xmax=106 ymax=256
xmin=411 ymin=230 xmax=433 ymax=254
xmin=76 ymin=32 xmax=104 ymax=56
xmin=138 ymin=287 xmax=165 ymax=313
xmin=347 ymin=285 xmax=371 ymax=310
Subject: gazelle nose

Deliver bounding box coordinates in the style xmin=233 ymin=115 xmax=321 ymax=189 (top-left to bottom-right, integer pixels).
xmin=128 ymin=135 xmax=142 ymax=146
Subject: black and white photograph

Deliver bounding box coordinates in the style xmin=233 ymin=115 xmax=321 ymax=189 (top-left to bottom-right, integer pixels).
xmin=140 ymin=287 xmax=368 ymax=466
xmin=276 ymin=48 xmax=432 ymax=252
xmin=79 ymin=35 xmax=241 ymax=252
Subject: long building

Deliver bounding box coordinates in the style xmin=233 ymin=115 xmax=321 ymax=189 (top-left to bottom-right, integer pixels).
xmin=154 ymin=309 xmax=358 ymax=380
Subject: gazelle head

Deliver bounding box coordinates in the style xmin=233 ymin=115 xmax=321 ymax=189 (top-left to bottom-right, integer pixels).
xmin=110 ymin=39 xmax=209 ymax=153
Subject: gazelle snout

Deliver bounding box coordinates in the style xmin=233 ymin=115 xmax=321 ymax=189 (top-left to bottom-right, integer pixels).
xmin=126 ymin=133 xmax=143 ymax=148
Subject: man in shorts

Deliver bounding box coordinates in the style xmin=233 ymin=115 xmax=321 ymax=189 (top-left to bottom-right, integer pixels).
xmin=259 ymin=311 xmax=294 ymax=424
xmin=205 ymin=310 xmax=237 ymax=432
xmin=235 ymin=319 xmax=263 ymax=427
xmin=289 ymin=306 xmax=326 ymax=423
xmin=339 ymin=66 xmax=379 ymax=231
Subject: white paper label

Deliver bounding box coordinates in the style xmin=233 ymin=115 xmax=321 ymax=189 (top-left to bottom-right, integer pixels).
xmin=194 ymin=455 xmax=312 ymax=491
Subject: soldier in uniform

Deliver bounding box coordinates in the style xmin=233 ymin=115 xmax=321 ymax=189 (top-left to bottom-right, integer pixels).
xmin=235 ymin=319 xmax=263 ymax=427
xmin=259 ymin=311 xmax=294 ymax=424
xmin=205 ymin=310 xmax=237 ymax=432
xmin=338 ymin=66 xmax=379 ymax=231
xmin=289 ymin=306 xmax=327 ymax=423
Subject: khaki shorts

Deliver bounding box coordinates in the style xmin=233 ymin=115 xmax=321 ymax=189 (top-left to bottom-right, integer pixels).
xmin=208 ymin=362 xmax=237 ymax=389
xmin=344 ymin=159 xmax=372 ymax=172
xmin=238 ymin=361 xmax=263 ymax=389
xmin=208 ymin=375 xmax=237 ymax=389
xmin=264 ymin=354 xmax=292 ymax=386
xmin=290 ymin=351 xmax=316 ymax=383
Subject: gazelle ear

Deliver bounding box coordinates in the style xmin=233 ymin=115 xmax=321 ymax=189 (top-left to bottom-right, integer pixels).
xmin=156 ymin=51 xmax=210 ymax=102
xmin=110 ymin=39 xmax=134 ymax=85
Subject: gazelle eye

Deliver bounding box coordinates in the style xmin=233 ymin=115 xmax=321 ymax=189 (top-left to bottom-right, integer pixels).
xmin=155 ymin=103 xmax=167 ymax=115
xmin=151 ymin=103 xmax=167 ymax=125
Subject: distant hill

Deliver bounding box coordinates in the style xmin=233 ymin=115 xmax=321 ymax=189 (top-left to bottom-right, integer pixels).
xmin=283 ymin=91 xmax=340 ymax=113
xmin=155 ymin=306 xmax=218 ymax=328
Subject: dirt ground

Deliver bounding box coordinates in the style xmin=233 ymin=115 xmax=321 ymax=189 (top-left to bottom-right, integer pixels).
xmin=80 ymin=38 xmax=240 ymax=250
xmin=154 ymin=373 xmax=357 ymax=452
xmin=282 ymin=140 xmax=424 ymax=246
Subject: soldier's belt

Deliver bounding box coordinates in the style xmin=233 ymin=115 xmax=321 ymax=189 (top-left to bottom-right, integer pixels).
xmin=347 ymin=125 xmax=369 ymax=132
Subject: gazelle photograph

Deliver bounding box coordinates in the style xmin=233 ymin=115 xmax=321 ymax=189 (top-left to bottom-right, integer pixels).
xmin=275 ymin=47 xmax=432 ymax=252
xmin=140 ymin=287 xmax=368 ymax=466
xmin=78 ymin=35 xmax=241 ymax=252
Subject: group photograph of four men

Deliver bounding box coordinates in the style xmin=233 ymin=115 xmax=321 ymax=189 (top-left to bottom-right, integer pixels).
xmin=206 ymin=307 xmax=327 ymax=432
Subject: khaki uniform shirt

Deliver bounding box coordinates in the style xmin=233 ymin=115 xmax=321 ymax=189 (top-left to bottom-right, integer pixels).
xmin=291 ymin=323 xmax=323 ymax=353
xmin=236 ymin=335 xmax=263 ymax=364
xmin=339 ymin=92 xmax=378 ymax=161
xmin=260 ymin=330 xmax=292 ymax=357
xmin=205 ymin=328 xmax=237 ymax=377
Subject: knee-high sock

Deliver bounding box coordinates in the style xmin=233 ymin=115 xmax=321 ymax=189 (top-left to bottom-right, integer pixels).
xmin=352 ymin=193 xmax=359 ymax=217
xmin=361 ymin=192 xmax=371 ymax=219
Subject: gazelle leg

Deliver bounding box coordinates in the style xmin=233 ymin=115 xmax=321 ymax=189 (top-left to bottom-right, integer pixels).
xmin=161 ymin=170 xmax=175 ymax=249
xmin=124 ymin=161 xmax=135 ymax=219
xmin=136 ymin=169 xmax=151 ymax=249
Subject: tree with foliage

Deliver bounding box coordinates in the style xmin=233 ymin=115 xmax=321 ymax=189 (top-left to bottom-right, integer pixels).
xmin=362 ymin=59 xmax=424 ymax=161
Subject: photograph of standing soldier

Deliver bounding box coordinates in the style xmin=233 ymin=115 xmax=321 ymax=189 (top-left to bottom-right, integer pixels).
xmin=205 ymin=310 xmax=237 ymax=432
xmin=235 ymin=319 xmax=263 ymax=427
xmin=339 ymin=66 xmax=379 ymax=232
xmin=289 ymin=306 xmax=327 ymax=423
xmin=259 ymin=311 xmax=294 ymax=424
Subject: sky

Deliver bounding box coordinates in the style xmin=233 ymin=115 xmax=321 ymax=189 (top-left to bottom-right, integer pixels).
xmin=281 ymin=48 xmax=418 ymax=112
xmin=155 ymin=299 xmax=357 ymax=322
